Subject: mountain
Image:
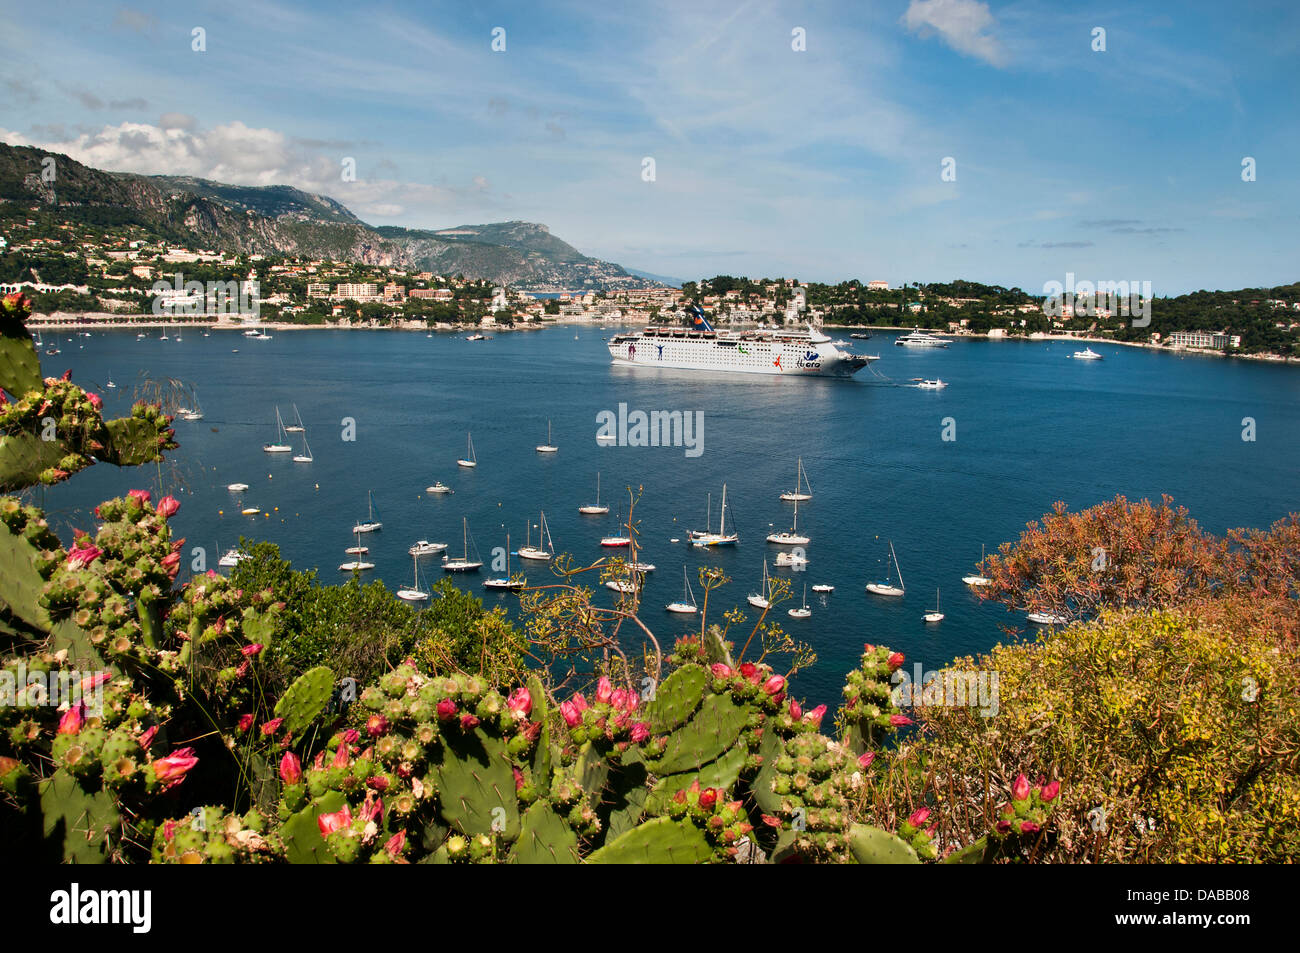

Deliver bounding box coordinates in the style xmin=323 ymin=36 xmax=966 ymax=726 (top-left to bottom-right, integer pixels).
xmin=0 ymin=142 xmax=659 ymax=290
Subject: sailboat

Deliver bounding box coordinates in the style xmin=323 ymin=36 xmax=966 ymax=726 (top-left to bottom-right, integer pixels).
xmin=766 ymin=499 xmax=810 ymax=545
xmin=788 ymin=584 xmax=811 ymax=619
xmin=397 ymin=553 xmax=430 ymax=601
xmin=442 ymin=518 xmax=484 ymax=572
xmin=284 ymin=404 xmax=306 ymax=433
xmin=923 ymin=588 xmax=944 ymax=623
xmin=179 ymin=394 xmax=203 ymax=421
xmin=263 ymin=408 xmax=293 ymax=453
xmin=339 ymin=530 xmax=375 ymax=572
xmin=535 ymin=419 xmax=558 ymax=453
xmin=747 ymin=562 xmax=773 ymax=609
xmin=689 ymin=484 xmax=739 ymax=547
xmin=516 ymin=511 xmax=554 ymax=561
xmin=665 ymin=565 xmax=698 ymax=614
xmin=484 ymin=532 xmax=526 ymax=590
xmin=292 ymin=429 xmax=313 ymax=463
xmin=865 ymin=540 xmax=905 ymax=597
xmin=105 ymin=373 xmax=117 ymax=389
xmin=352 ymin=490 xmax=382 ymax=534
xmin=457 ymin=432 xmax=477 ymax=468
xmin=600 ymin=508 xmax=631 ymax=547
xmin=961 ymin=544 xmax=992 ymax=587
xmin=578 ymin=472 xmax=609 ymax=515
xmin=1026 ymin=610 xmax=1068 ymax=625
xmin=780 ymin=458 xmax=813 ymax=502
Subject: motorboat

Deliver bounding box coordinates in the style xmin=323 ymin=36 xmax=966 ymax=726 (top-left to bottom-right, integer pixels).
xmin=409 ymin=540 xmax=448 ymax=557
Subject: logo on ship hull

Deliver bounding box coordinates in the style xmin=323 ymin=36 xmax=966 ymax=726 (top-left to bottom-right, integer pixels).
xmin=795 ymin=350 xmax=822 ymax=370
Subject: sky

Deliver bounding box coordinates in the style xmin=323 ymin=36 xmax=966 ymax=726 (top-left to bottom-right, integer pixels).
xmin=1 ymin=0 xmax=1297 ymax=294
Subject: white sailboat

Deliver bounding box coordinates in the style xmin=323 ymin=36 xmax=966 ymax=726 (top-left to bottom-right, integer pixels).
xmin=1027 ymin=610 xmax=1068 ymax=625
xmin=284 ymin=404 xmax=306 ymax=433
xmin=536 ymin=419 xmax=558 ymax=453
xmin=218 ymin=546 xmax=248 ymax=568
xmin=665 ymin=565 xmax=698 ymax=614
xmin=865 ymin=541 xmax=905 ymax=597
xmin=811 ymin=583 xmax=834 ymax=593
xmin=263 ymin=408 xmax=293 ymax=453
xmin=396 ymin=553 xmax=430 ymax=601
xmin=923 ymin=588 xmax=944 ymax=623
xmin=516 ymin=511 xmax=554 ymax=561
xmin=747 ymin=562 xmax=772 ymax=609
xmin=766 ymin=499 xmax=810 ymax=545
xmin=780 ymin=458 xmax=813 ymax=502
xmin=579 ymin=472 xmax=609 ymax=515
xmin=292 ymin=430 xmax=313 ymax=463
xmin=457 ymin=432 xmax=477 ymax=469
xmin=442 ymin=518 xmax=484 ymax=572
xmin=962 ymin=544 xmax=992 ymax=587
xmin=484 ymin=532 xmax=526 ymax=590
xmin=788 ymin=584 xmax=811 ymax=619
xmin=689 ymin=484 xmax=739 ymax=547
xmin=339 ymin=530 xmax=375 ymax=572
xmin=105 ymin=372 xmax=117 ymax=389
xmin=352 ymin=490 xmax=382 ymax=534
xmin=600 ymin=509 xmax=631 ymax=548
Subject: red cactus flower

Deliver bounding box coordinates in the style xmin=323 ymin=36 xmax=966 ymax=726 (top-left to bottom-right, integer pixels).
xmin=610 ymin=688 xmax=629 ymax=711
xmin=156 ymin=495 xmax=180 ymax=518
xmin=65 ymin=543 xmax=102 ymax=569
xmin=595 ymin=676 xmax=613 ymax=704
xmin=161 ymin=551 xmax=181 ymax=577
xmin=630 ymin=722 xmax=649 ymax=743
xmin=886 ymin=652 xmax=904 ymax=671
xmin=572 ymin=692 xmax=589 ymax=713
xmin=152 ymin=747 xmax=198 ymax=789
xmin=341 ymin=728 xmax=360 ymax=744
xmin=698 ymin=788 xmax=718 ymax=810
xmin=163 ymin=819 xmax=177 ymax=842
xmin=889 ymin=714 xmax=913 ymax=727
xmin=625 ymin=690 xmax=639 ymax=712
xmin=385 ymin=830 xmax=405 ymax=857
xmin=710 ymin=663 xmax=733 ymax=679
xmin=238 ymin=713 xmax=255 ymax=732
xmin=366 ymin=714 xmax=388 ymax=737
xmin=805 ymin=704 xmax=827 ymax=728
xmin=788 ymin=699 xmax=803 ymax=720
xmin=86 ymin=392 xmax=103 ymax=410
xmin=761 ymin=814 xmax=783 ymax=828
xmin=858 ymin=751 xmax=875 ymax=768
xmin=506 ymin=687 xmax=532 ymax=718
xmin=1012 ymin=774 xmax=1031 ymax=801
xmin=513 ymin=766 xmax=525 ymax=791
xmin=436 ymin=698 xmax=457 ymax=721
xmin=260 ymin=717 xmax=284 ymax=736
xmin=762 ymin=674 xmax=785 ymax=695
xmin=317 ymin=804 xmax=353 ymax=836
xmin=139 ymin=725 xmax=158 ymax=750
xmin=332 ymin=741 xmax=350 ymax=768
xmin=359 ymin=793 xmax=383 ymax=823
xmin=739 ymin=662 xmax=760 ymax=684
xmin=459 ymin=713 xmax=480 ymax=730
xmin=279 ymin=751 xmax=302 ymax=784
xmin=57 ymin=702 xmax=86 ymax=735
xmin=1041 ymin=780 xmax=1060 ymax=802
xmin=907 ymin=807 xmax=931 ymax=828
xmin=127 ymin=489 xmax=152 ymax=505
xmin=238 ymin=643 xmax=263 ymax=659
xmin=559 ymin=700 xmax=581 ymax=727
xmin=367 ymin=775 xmax=389 ymax=792
xmin=1020 ymin=820 xmax=1040 ymax=834
xmin=996 ymin=818 xmax=1012 ymax=833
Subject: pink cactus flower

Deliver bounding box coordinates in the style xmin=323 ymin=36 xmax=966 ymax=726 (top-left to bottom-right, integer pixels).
xmin=127 ymin=489 xmax=152 ymax=505
xmin=710 ymin=663 xmax=733 ymax=679
xmin=240 ymin=643 xmax=263 ymax=658
xmin=385 ymin=830 xmax=406 ymax=857
xmin=341 ymin=729 xmax=360 ymax=745
xmin=1041 ymin=780 xmax=1060 ymax=802
xmin=237 ymin=713 xmax=255 ymax=732
xmin=1020 ymin=820 xmax=1041 ymax=835
xmin=436 ymin=698 xmax=457 ymax=721
xmin=359 ymin=793 xmax=383 ymax=823
xmin=559 ymin=700 xmax=581 ymax=727
xmin=279 ymin=752 xmax=302 ymax=784
xmin=78 ymin=671 xmax=112 ymax=694
xmin=317 ymin=804 xmax=353 ymax=836
xmin=86 ymin=392 xmax=103 ymax=410
xmin=572 ymin=692 xmax=588 ymax=713
xmin=139 ymin=725 xmax=158 ymax=751
xmin=907 ymin=807 xmax=931 ymax=828
xmin=889 ymin=714 xmax=914 ymax=727
xmin=506 ymin=687 xmax=532 ymax=719
xmin=609 ymin=688 xmax=629 ymax=711
xmin=459 ymin=713 xmax=480 ymax=730
xmin=788 ymin=699 xmax=803 ymax=721
xmin=260 ymin=717 xmax=284 ymax=736
xmin=805 ymin=704 xmax=827 ymax=728
xmin=886 ymin=652 xmax=905 ymax=671
xmin=698 ymin=788 xmax=718 ymax=810
xmin=858 ymin=751 xmax=875 ymax=768
xmin=332 ymin=742 xmax=350 ymax=768
xmin=57 ymin=702 xmax=86 ymax=735
xmin=152 ymin=747 xmax=199 ymax=789
xmin=762 ymin=674 xmax=785 ymax=695
xmin=65 ymin=543 xmax=103 ymax=569
xmin=513 ymin=766 xmax=525 ymax=791
xmin=596 ymin=676 xmax=613 ymax=704
xmin=739 ymin=663 xmax=760 ymax=684
xmin=367 ymin=775 xmax=389 ymax=792
xmin=630 ymin=722 xmax=649 ymax=743
xmin=1012 ymin=774 xmax=1031 ymax=801
xmin=157 ymin=495 xmax=180 ymax=518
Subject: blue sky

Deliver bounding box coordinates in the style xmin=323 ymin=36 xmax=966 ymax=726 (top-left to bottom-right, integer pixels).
xmin=1 ymin=0 xmax=1297 ymax=293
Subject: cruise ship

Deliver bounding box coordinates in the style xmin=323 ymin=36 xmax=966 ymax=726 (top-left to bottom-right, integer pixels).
xmin=894 ymin=327 xmax=949 ymax=348
xmin=608 ymin=307 xmax=878 ymax=378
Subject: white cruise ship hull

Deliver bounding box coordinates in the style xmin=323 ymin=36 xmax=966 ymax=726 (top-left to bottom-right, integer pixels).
xmin=608 ymin=329 xmax=876 ymax=378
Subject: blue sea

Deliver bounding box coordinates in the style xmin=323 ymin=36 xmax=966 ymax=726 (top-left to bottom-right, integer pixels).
xmin=35 ymin=326 xmax=1300 ymax=707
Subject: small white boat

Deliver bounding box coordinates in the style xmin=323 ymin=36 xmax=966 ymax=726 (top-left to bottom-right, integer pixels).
xmin=962 ymin=544 xmax=992 ymax=587
xmin=788 ymin=585 xmax=811 ymax=619
xmin=894 ymin=327 xmax=949 ymax=348
xmin=345 ymin=545 xmax=369 ymax=556
xmin=767 ymin=499 xmax=810 ymax=546
xmin=923 ymin=588 xmax=944 ymax=623
xmin=396 ymin=554 xmax=430 ymax=602
xmin=606 ymin=578 xmax=638 ymax=594
xmin=665 ymin=565 xmax=698 ymax=614
xmin=595 ymin=433 xmax=617 ymax=445
xmin=774 ymin=551 xmax=808 ymax=568
xmin=409 ymin=540 xmax=448 ymax=557
xmin=218 ymin=548 xmax=249 ymax=568
xmin=466 ymin=333 xmax=488 ymax=341
xmin=241 ymin=506 xmax=261 ymax=516
xmin=865 ymin=541 xmax=905 ymax=597
xmin=339 ymin=558 xmax=375 ymax=572
xmin=352 ymin=490 xmax=382 ymax=534
xmin=535 ymin=419 xmax=558 ymax=453
xmin=227 ymin=483 xmax=250 ymax=492
xmin=579 ymin=472 xmax=609 ymax=515
xmin=747 ymin=562 xmax=772 ymax=609
xmin=780 ymin=458 xmax=813 ymax=502
xmin=263 ymin=407 xmax=293 ymax=453
xmin=689 ymin=485 xmax=739 ymax=547
xmin=426 ymin=482 xmax=454 ymax=495
xmin=457 ymin=432 xmax=478 ymax=468
xmin=105 ymin=373 xmax=117 ymax=389
xmin=629 ymin=561 xmax=655 ymax=573
xmin=914 ymin=379 xmax=947 ymax=389
xmin=1072 ymin=347 xmax=1103 ymax=360
xmin=516 ymin=511 xmax=554 ymax=561
xmin=1027 ymin=611 xmax=1068 ymax=625
xmin=293 ymin=430 xmax=313 ymax=464
xmin=284 ymin=404 xmax=306 ymax=433
xmin=484 ymin=532 xmax=526 ymax=590
xmin=442 ymin=518 xmax=484 ymax=572
xmin=811 ymin=584 xmax=834 ymax=593
xmin=601 ymin=511 xmax=631 ymax=547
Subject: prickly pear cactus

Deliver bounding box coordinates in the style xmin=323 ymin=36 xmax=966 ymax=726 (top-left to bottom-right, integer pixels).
xmin=274 ymin=666 xmax=335 ymax=737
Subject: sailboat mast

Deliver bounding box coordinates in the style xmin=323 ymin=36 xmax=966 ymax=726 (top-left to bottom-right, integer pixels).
xmin=720 ymin=484 xmax=727 ymax=534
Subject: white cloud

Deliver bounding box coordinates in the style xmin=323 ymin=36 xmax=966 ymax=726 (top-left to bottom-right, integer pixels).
xmin=903 ymin=0 xmax=1006 ymax=66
